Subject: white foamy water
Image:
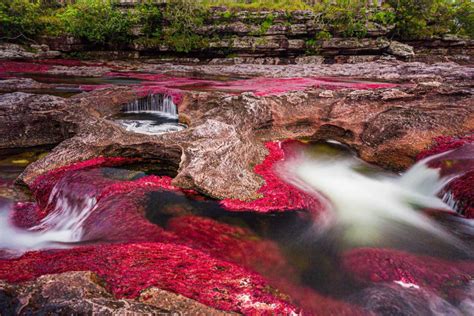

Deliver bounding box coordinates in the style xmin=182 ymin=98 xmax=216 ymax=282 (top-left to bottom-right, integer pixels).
xmin=118 ymin=118 xmax=187 ymax=135
xmin=0 ymin=182 xmax=97 ymax=257
xmin=117 ymin=94 xmax=187 ymax=135
xmin=280 ymin=143 xmax=474 ymax=249
xmin=125 ymin=94 xmax=177 ymax=115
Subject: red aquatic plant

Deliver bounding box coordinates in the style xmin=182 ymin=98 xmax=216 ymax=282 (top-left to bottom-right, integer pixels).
xmin=417 ymin=133 xmax=474 ymax=218
xmin=343 ymin=248 xmax=473 ymax=294
xmin=221 ymin=140 xmax=323 ymax=213
xmin=109 ymin=71 xmax=397 ymax=100
xmin=0 ymin=242 xmax=299 ymax=315
xmin=3 ymin=153 xmax=371 ymax=315
xmin=0 ymin=61 xmax=50 ymax=77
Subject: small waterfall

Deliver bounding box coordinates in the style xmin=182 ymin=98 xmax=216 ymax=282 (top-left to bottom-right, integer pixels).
xmin=124 ymin=94 xmax=177 ymax=117
xmin=116 ymin=93 xmax=186 ymax=135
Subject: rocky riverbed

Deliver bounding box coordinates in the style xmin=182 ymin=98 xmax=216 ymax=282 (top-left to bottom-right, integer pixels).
xmin=0 ymin=55 xmax=473 ymax=314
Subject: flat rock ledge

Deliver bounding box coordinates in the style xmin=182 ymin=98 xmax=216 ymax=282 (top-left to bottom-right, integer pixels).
xmin=1 ymin=74 xmax=472 ymax=201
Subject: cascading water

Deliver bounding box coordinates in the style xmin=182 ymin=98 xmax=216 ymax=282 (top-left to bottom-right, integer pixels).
xmin=279 ymin=142 xmax=474 ymax=254
xmin=125 ymin=94 xmax=178 ymax=115
xmin=0 ymin=172 xmax=101 ymax=257
xmin=1 ymin=142 xmax=472 ymax=258
xmin=115 ymin=93 xmax=186 ymax=135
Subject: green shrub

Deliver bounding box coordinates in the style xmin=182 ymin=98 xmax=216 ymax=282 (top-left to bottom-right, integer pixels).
xmin=453 ymin=0 xmax=474 ymax=38
xmin=311 ymin=1 xmax=372 ymax=38
xmin=371 ymin=10 xmax=396 ymax=26
xmin=58 ymin=0 xmax=133 ymax=45
xmin=0 ymin=0 xmax=472 ymax=49
xmin=387 ymin=0 xmax=457 ymax=39
xmin=135 ymin=2 xmax=163 ymax=38
xmin=0 ymin=0 xmax=43 ymax=39
xmin=315 ymin=30 xmax=332 ymax=40
xmin=163 ymin=0 xmax=206 ymax=52
xmin=259 ymin=14 xmax=274 ymax=34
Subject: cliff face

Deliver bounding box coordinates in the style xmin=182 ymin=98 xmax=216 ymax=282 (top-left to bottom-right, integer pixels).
xmin=31 ymin=6 xmax=473 ymax=63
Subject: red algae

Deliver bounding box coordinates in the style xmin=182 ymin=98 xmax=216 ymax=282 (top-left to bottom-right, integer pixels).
xmin=213 ymin=77 xmax=397 ymax=96
xmin=31 ymin=157 xmax=136 ymax=212
xmin=0 ymin=242 xmax=298 ymax=314
xmin=105 ymin=71 xmax=398 ymax=106
xmin=0 ymin=61 xmax=50 ymax=77
xmin=167 ymin=216 xmax=369 ymax=315
xmin=221 ymin=141 xmax=323 ymax=213
xmin=343 ymin=248 xmax=474 ymax=294
xmin=417 ymin=133 xmax=474 ymax=218
xmin=3 ymin=154 xmax=370 ymax=315
xmin=2 ymin=160 xmax=301 ymax=314
xmin=167 ymin=215 xmax=296 ymax=280
xmin=109 ymin=71 xmax=396 ymax=96
xmin=10 ymin=202 xmax=41 ymax=229
xmin=34 ymin=59 xmax=86 ymax=67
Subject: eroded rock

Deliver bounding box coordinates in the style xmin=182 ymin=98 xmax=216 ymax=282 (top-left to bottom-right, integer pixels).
xmin=0 ymin=43 xmax=60 ymax=60
xmin=4 ymin=75 xmax=471 ymax=201
xmin=0 ymin=271 xmax=229 ymax=315
xmin=388 ymin=41 xmax=415 ymax=59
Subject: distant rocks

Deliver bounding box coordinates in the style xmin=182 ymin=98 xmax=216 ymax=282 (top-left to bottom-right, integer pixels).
xmin=0 ymin=43 xmax=60 ymax=60
xmin=388 ymin=41 xmax=415 ymax=59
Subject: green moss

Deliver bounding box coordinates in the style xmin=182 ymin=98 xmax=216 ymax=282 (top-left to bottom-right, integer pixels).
xmin=315 ymin=30 xmax=332 ymax=40
xmin=222 ymin=10 xmax=234 ymax=20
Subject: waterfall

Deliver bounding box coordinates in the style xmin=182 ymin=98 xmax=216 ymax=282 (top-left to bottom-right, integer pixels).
xmin=125 ymin=94 xmax=177 ymax=117
xmin=117 ymin=93 xmax=186 ymax=135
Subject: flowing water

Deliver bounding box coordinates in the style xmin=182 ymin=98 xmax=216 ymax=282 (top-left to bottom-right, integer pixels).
xmin=0 ymin=141 xmax=473 ymax=314
xmin=113 ymin=93 xmax=187 ymax=135
xmin=279 ymin=142 xmax=474 ymax=257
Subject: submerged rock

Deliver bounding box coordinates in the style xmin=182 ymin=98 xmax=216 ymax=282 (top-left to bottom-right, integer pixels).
xmin=343 ymin=248 xmax=474 ymax=294
xmin=351 ymin=283 xmax=462 ymax=315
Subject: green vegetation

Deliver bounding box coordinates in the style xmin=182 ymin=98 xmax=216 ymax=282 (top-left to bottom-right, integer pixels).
xmin=58 ymin=0 xmax=134 ymax=46
xmin=162 ymin=0 xmax=206 ymax=52
xmin=0 ymin=0 xmax=43 ymax=40
xmin=387 ymin=0 xmax=467 ymax=39
xmin=201 ymin=0 xmax=312 ymax=11
xmin=0 ymin=0 xmax=472 ymax=51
